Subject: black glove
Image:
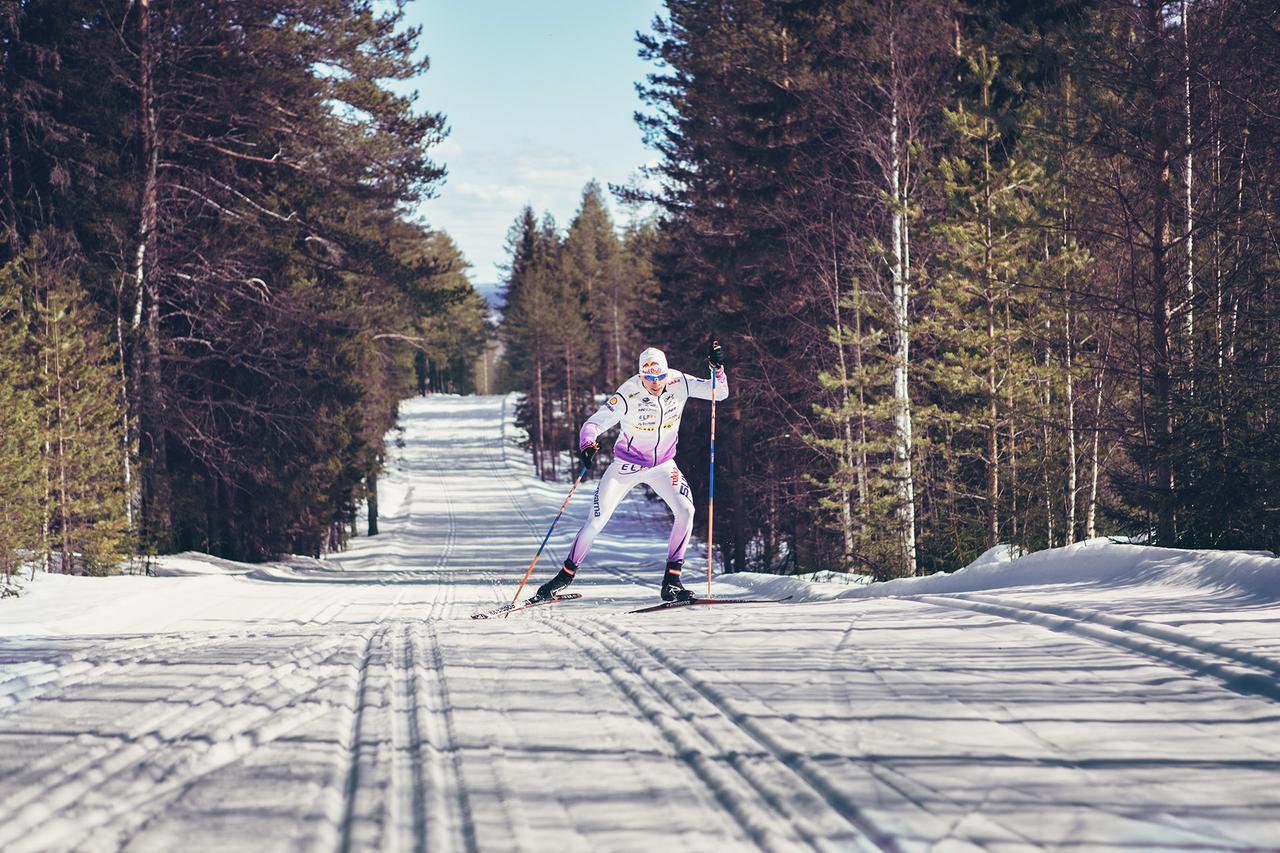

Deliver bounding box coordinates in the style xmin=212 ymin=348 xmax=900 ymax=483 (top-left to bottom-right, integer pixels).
xmin=707 ymin=338 xmax=725 ymax=370
xmin=578 ymin=442 xmax=599 ymax=470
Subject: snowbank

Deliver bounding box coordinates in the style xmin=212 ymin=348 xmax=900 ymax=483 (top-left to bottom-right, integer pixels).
xmin=721 ymin=540 xmax=1280 ymax=604
xmin=149 ymin=551 xmax=256 ymax=576
xmin=793 ymin=569 xmax=874 ymax=587
xmin=963 ymin=543 xmax=1024 ymax=570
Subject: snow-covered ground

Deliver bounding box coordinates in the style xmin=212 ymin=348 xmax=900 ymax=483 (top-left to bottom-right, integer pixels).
xmin=3 ymin=394 xmax=1280 ymax=852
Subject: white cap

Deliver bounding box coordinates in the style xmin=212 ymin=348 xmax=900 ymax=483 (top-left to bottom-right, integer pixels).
xmin=638 ymin=347 xmax=668 ymax=378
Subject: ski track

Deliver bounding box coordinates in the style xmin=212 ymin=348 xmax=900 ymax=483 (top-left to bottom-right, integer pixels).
xmin=0 ymin=630 xmax=241 ymax=712
xmin=547 ymin=616 xmax=884 ymax=853
xmin=335 ymin=627 xmax=382 ymax=853
xmin=418 ymin=622 xmax=478 ymax=853
xmin=421 ymin=430 xmax=460 ymax=620
xmin=825 ymin=600 xmax=1280 ymax=849
xmin=917 ymin=593 xmax=1280 ymax=705
xmin=389 ymin=625 xmax=426 ymax=853
xmin=823 ymin=617 xmax=1119 ymax=849
xmin=607 ymin=620 xmax=896 ymax=852
xmin=5 ymin=394 xmax=1280 ymax=851
xmin=0 ymin=632 xmax=359 ymax=853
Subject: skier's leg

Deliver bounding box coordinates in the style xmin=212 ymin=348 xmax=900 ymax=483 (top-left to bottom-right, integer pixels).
xmin=645 ymin=461 xmax=696 ymax=601
xmin=565 ymin=460 xmax=637 ymax=567
xmin=646 ymin=460 xmax=696 ymax=564
xmin=537 ymin=463 xmax=638 ymax=599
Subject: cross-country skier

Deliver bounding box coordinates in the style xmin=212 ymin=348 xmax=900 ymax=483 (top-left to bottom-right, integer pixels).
xmin=534 ymin=340 xmax=728 ymax=603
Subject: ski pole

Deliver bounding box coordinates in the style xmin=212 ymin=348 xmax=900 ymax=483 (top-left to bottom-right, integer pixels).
xmin=707 ymin=364 xmax=717 ymax=598
xmin=509 ymin=463 xmax=590 ymax=606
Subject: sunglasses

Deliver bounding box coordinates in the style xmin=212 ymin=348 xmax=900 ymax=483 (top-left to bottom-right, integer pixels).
xmin=641 ymin=373 xmax=668 ymax=382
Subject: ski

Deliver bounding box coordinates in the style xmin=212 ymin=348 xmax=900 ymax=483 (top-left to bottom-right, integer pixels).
xmin=471 ymin=593 xmax=583 ymax=620
xmin=627 ymin=595 xmax=793 ymax=614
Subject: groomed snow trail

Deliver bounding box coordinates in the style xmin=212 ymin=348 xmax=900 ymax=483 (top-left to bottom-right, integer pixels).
xmin=3 ymin=395 xmax=1280 ymax=852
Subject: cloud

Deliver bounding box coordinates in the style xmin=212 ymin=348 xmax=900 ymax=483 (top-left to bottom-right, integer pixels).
xmin=513 ymin=151 xmax=593 ymax=188
xmin=432 ymin=137 xmax=465 ymax=160
xmin=451 ymin=182 xmax=531 ymax=207
xmin=420 ymin=147 xmax=638 ymax=280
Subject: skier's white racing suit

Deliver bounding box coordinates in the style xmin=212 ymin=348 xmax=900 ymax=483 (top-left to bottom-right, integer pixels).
xmin=568 ymin=366 xmax=728 ymax=568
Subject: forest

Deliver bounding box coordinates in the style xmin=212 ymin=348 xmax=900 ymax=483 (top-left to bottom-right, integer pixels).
xmin=3 ymin=0 xmax=1278 ymax=584
xmin=0 ymin=0 xmax=488 ymax=578
xmin=499 ymin=0 xmax=1280 ymax=579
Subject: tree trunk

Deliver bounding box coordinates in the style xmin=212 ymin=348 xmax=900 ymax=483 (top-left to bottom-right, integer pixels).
xmin=612 ymin=301 xmax=622 ymax=389
xmin=1227 ymin=122 xmax=1246 ymax=364
xmin=367 ymin=469 xmax=379 ymax=536
xmin=113 ymin=287 xmax=135 ymax=537
xmin=562 ymin=348 xmax=573 ymax=481
xmin=983 ymin=83 xmax=999 ymax=547
xmin=0 ymin=13 xmax=19 ymax=253
xmin=1086 ymin=368 xmax=1104 ymax=540
xmin=1041 ymin=315 xmax=1054 ymax=548
xmin=534 ymin=358 xmax=546 ymax=478
xmin=854 ymin=272 xmax=869 ymax=527
xmin=888 ymin=54 xmax=917 ymax=575
xmin=1065 ymin=306 xmax=1078 ymax=544
xmin=987 ymin=298 xmax=999 ymax=547
xmin=1182 ymin=0 xmax=1195 ymax=372
xmin=1212 ymin=80 xmax=1223 ymax=374
xmin=53 ymin=300 xmax=72 ymax=572
xmin=1146 ymin=0 xmax=1176 ymax=544
xmin=40 ymin=299 xmax=51 ymax=573
xmin=132 ymin=0 xmax=169 ymax=549
xmin=830 ymin=224 xmax=854 ymax=558
xmin=730 ymin=408 xmax=746 ymax=573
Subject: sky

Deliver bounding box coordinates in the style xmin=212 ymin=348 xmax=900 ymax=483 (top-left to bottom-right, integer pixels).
xmin=401 ymin=1 xmax=665 ymax=290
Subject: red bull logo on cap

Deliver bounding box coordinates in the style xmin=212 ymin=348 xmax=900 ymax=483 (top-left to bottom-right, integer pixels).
xmin=638 ymin=346 xmax=669 ymax=381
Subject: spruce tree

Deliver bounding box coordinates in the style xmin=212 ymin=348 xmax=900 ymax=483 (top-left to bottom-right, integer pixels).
xmin=501 ymin=208 xmax=564 ymax=478
xmin=927 ymin=48 xmax=1034 ymax=554
xmin=411 ymin=232 xmax=491 ymax=395
xmin=26 ymin=244 xmax=129 ymax=574
xmin=636 ymin=0 xmax=823 ymax=572
xmin=0 ymin=256 xmax=42 ymax=587
xmin=561 ymin=182 xmax=626 ymax=390
xmin=924 ymin=48 xmax=1089 ymax=560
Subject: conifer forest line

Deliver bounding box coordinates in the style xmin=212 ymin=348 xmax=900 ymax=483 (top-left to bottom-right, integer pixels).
xmin=3 ymin=0 xmax=1278 ymax=584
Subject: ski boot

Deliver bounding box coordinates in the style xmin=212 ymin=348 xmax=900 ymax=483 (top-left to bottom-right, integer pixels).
xmin=660 ymin=560 xmax=696 ymax=603
xmin=535 ymin=559 xmax=578 ymax=601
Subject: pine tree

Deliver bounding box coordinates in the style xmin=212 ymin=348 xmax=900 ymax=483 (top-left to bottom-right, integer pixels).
xmin=926 ymin=48 xmax=1033 ymax=554
xmin=501 ymin=208 xmax=565 ymax=478
xmin=803 ymin=246 xmax=901 ymax=576
xmin=37 ymin=261 xmax=129 ymax=574
xmin=636 ymin=0 xmax=824 ymax=572
xmin=561 ymin=181 xmax=625 ymax=390
xmin=0 ymin=256 xmax=42 ymax=587
xmin=548 ymin=187 xmax=603 ymax=439
xmin=397 ymin=230 xmax=490 ymax=395
xmin=0 ymin=0 xmax=461 ymax=562
xmin=119 ymin=0 xmax=447 ymax=557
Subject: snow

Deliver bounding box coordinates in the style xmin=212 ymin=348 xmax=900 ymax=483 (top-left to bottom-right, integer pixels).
xmin=3 ymin=394 xmax=1280 ymax=852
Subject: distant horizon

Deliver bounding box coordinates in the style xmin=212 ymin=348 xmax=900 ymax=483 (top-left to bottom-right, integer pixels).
xmin=473 ymin=279 xmax=504 ymax=305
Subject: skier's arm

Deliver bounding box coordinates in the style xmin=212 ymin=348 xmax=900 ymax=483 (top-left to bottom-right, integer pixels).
xmin=683 ymin=338 xmax=729 ymax=401
xmin=682 ymin=367 xmax=729 ymax=401
xmin=579 ymin=391 xmax=626 ymax=448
